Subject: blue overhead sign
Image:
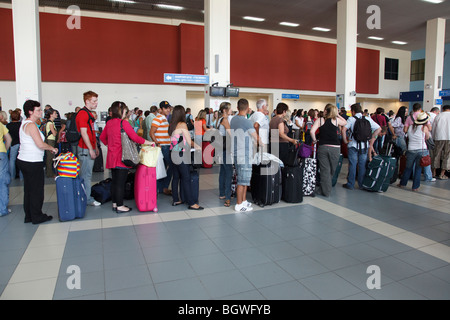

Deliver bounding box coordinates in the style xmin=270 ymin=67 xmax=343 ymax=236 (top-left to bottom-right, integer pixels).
xmin=164 ymin=73 xmax=209 ymax=85
xmin=436 ymin=99 xmax=443 ymax=105
xmin=439 ymin=90 xmax=450 ymax=97
xmin=282 ymin=94 xmax=300 ymax=100
xmin=399 ymin=91 xmax=423 ymax=102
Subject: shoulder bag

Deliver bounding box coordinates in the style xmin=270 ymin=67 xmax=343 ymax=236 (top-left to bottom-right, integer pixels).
xmin=121 ymin=120 xmax=140 ymax=167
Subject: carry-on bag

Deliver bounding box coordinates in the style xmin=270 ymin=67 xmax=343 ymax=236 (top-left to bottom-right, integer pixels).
xmin=202 ymin=141 xmax=214 ymax=168
xmin=250 ymin=160 xmax=282 ymax=207
xmin=302 ymin=143 xmax=317 ymax=197
xmin=362 ymin=155 xmax=396 ymax=192
xmin=134 ymin=165 xmax=158 ymax=212
xmin=282 ymin=165 xmax=303 ymax=203
xmin=56 ymin=176 xmax=87 ymax=222
xmin=332 ymin=154 xmax=344 ymax=187
xmin=91 ymin=178 xmax=112 ymax=204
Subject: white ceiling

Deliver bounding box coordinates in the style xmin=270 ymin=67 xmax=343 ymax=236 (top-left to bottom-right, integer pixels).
xmin=2 ymin=0 xmax=450 ymax=51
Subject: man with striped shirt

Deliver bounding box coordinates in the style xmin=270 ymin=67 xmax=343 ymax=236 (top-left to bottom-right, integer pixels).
xmin=150 ymin=101 xmax=173 ymax=195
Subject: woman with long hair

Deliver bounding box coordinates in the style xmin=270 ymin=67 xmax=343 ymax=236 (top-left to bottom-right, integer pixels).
xmin=269 ymin=103 xmax=299 ymax=165
xmin=397 ymin=112 xmax=431 ymax=192
xmin=100 ymin=101 xmax=152 ymax=213
xmin=216 ymin=102 xmax=233 ymax=207
xmin=169 ymin=105 xmax=204 ymax=210
xmin=44 ymin=108 xmax=58 ymax=178
xmin=310 ymin=104 xmax=347 ymax=197
xmin=391 ymin=106 xmax=407 ymax=153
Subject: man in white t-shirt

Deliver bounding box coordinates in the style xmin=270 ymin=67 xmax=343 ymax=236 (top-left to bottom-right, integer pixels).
xmin=250 ymin=99 xmax=270 ymax=153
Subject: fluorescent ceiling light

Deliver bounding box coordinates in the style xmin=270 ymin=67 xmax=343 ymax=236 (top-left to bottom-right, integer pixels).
xmin=155 ymin=4 xmax=184 ymax=10
xmin=110 ymin=0 xmax=136 ymax=3
xmin=280 ymin=22 xmax=300 ymax=27
xmin=313 ymin=27 xmax=331 ymax=32
xmin=368 ymin=36 xmax=384 ymax=40
xmin=243 ymin=16 xmax=265 ymax=22
xmin=422 ymin=0 xmax=445 ymax=4
xmin=392 ymin=40 xmax=407 ymax=45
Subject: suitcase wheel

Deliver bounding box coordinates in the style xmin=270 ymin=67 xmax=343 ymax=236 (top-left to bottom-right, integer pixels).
xmin=153 ymin=208 xmax=158 ymax=213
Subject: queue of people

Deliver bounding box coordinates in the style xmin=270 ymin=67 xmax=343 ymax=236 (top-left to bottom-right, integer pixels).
xmin=0 ymin=93 xmax=449 ymax=224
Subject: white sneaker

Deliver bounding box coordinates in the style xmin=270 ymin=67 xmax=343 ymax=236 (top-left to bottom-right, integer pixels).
xmin=243 ymin=200 xmax=252 ymax=207
xmin=235 ymin=203 xmax=253 ymax=212
xmin=90 ymin=201 xmax=101 ymax=207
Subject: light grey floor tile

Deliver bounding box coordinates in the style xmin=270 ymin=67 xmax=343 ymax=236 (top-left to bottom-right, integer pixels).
xmin=399 ymin=273 xmax=450 ymax=300
xmin=148 ymin=258 xmax=196 ymax=284
xmin=365 ymin=281 xmax=427 ymax=300
xmin=276 ymin=255 xmax=329 ymax=279
xmin=187 ymin=252 xmax=236 ymax=276
xmin=104 ymin=265 xmax=152 ymax=292
xmin=154 ymin=277 xmax=211 ymax=300
xmin=300 ymin=272 xmax=362 ymax=300
xmin=240 ymin=262 xmax=294 ymax=289
xmin=225 ymin=247 xmax=271 ymax=269
xmin=106 ymin=284 xmax=158 ymax=300
xmin=258 ymin=280 xmax=319 ymax=300
xmin=199 ymin=269 xmax=255 ymax=299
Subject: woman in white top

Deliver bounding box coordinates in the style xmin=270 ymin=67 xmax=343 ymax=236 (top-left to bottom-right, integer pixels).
xmin=397 ymin=112 xmax=430 ymax=192
xmin=292 ymin=109 xmax=304 ymax=140
xmin=17 ymin=100 xmax=58 ymax=224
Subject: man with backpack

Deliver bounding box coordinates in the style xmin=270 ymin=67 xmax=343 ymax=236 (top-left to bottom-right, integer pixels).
xmin=342 ymin=103 xmax=381 ymax=190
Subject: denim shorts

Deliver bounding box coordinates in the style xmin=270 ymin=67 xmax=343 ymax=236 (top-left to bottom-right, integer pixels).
xmin=235 ymin=163 xmax=252 ymax=186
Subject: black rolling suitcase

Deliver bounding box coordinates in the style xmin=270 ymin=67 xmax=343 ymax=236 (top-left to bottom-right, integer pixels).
xmin=250 ymin=160 xmax=282 ymax=207
xmin=282 ymin=165 xmax=303 ymax=203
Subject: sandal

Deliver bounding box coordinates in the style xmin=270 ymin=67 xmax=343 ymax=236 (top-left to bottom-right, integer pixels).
xmin=219 ymin=196 xmax=226 ymax=200
xmin=224 ymin=200 xmax=231 ymax=207
xmin=439 ymin=175 xmax=448 ymax=180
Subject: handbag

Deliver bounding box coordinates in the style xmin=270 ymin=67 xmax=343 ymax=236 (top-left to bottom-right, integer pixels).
xmin=420 ymin=130 xmax=431 ymax=168
xmin=156 ymin=151 xmax=167 ymax=180
xmin=121 ymin=120 xmax=140 ymax=167
xmin=53 ymin=152 xmax=80 ymax=178
xmin=139 ymin=145 xmax=160 ymax=167
xmin=298 ymin=143 xmax=313 ymax=158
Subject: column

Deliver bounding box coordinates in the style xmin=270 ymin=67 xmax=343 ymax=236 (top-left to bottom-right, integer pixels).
xmin=423 ymin=18 xmax=446 ymax=111
xmin=12 ymin=0 xmax=42 ymax=107
xmin=204 ymin=0 xmax=230 ymax=111
xmin=336 ymin=0 xmax=358 ymax=110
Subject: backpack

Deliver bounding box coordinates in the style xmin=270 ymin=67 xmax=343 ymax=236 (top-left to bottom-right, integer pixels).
xmin=186 ymin=114 xmax=194 ymax=131
xmin=352 ymin=116 xmax=372 ymax=149
xmin=66 ymin=108 xmax=95 ymax=144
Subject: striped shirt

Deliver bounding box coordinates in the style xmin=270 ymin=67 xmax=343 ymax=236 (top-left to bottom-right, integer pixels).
xmin=151 ymin=114 xmax=171 ymax=146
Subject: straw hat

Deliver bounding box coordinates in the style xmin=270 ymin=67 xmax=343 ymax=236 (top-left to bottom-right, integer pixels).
xmin=414 ymin=112 xmax=429 ymax=125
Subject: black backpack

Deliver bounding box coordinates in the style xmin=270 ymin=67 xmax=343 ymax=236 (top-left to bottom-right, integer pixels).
xmin=66 ymin=108 xmax=95 ymax=144
xmin=186 ymin=115 xmax=194 ymax=131
xmin=352 ymin=116 xmax=372 ymax=149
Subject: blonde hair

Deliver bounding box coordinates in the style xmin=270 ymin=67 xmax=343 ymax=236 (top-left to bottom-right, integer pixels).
xmin=324 ymin=104 xmax=338 ymax=120
xmin=196 ymin=109 xmax=207 ymax=121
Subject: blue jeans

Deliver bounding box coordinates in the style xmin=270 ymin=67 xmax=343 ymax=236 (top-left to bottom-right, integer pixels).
xmin=347 ymin=147 xmax=368 ymax=190
xmin=394 ymin=136 xmax=407 ymax=153
xmin=157 ymin=145 xmax=173 ymax=193
xmin=172 ymin=162 xmax=195 ymax=206
xmin=77 ymin=147 xmax=96 ymax=204
xmin=219 ymin=151 xmax=233 ymax=201
xmin=0 ymin=152 xmax=11 ymax=215
xmin=9 ymin=144 xmax=23 ymax=180
xmin=400 ymin=150 xmax=428 ymax=190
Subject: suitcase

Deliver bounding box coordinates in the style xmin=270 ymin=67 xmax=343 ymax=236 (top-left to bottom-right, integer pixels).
xmin=332 ymin=154 xmax=344 ymax=187
xmin=91 ymin=178 xmax=112 ymax=204
xmin=302 ymin=158 xmax=317 ymax=197
xmin=181 ymin=170 xmax=199 ymax=204
xmin=250 ymin=161 xmax=282 ymax=207
xmin=282 ymin=166 xmax=303 ymax=203
xmin=202 ymin=141 xmax=214 ymax=168
xmin=134 ymin=165 xmax=158 ymax=213
xmin=362 ymin=155 xmax=396 ymax=192
xmin=56 ymin=176 xmax=87 ymax=222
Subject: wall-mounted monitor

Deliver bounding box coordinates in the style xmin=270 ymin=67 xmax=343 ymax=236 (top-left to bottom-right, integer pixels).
xmin=225 ymin=87 xmax=240 ymax=97
xmin=210 ymin=86 xmax=226 ymax=97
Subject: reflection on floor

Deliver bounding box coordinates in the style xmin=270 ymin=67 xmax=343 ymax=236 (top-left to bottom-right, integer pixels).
xmin=1 ymin=163 xmax=449 ymax=300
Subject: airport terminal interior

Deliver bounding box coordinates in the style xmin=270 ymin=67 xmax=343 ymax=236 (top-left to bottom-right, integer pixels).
xmin=0 ymin=0 xmax=450 ymax=301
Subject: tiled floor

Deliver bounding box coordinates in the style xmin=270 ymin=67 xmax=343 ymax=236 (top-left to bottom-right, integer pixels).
xmin=0 ymin=159 xmax=450 ymax=300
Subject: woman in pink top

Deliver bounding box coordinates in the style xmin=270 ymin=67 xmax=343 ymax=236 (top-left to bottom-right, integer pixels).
xmin=100 ymin=101 xmax=152 ymax=213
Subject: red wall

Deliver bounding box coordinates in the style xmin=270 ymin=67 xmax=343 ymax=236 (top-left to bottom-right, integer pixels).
xmin=0 ymin=8 xmax=379 ymax=94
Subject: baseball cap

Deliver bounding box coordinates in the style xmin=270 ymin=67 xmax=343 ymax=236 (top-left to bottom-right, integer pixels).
xmin=160 ymin=101 xmax=172 ymax=109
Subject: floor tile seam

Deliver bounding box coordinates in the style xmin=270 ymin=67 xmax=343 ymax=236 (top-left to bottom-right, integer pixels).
xmin=0 ymin=223 xmax=69 ymax=300
xmin=310 ymin=197 xmax=450 ymax=264
xmin=257 ymin=278 xmax=322 ymax=300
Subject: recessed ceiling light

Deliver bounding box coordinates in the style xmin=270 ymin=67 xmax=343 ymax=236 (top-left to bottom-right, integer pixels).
xmin=110 ymin=0 xmax=136 ymax=3
xmin=422 ymin=0 xmax=445 ymax=4
xmin=392 ymin=40 xmax=407 ymax=45
xmin=280 ymin=22 xmax=300 ymax=27
xmin=155 ymin=4 xmax=184 ymax=10
xmin=243 ymin=16 xmax=265 ymax=22
xmin=368 ymin=36 xmax=384 ymax=40
xmin=313 ymin=27 xmax=331 ymax=32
